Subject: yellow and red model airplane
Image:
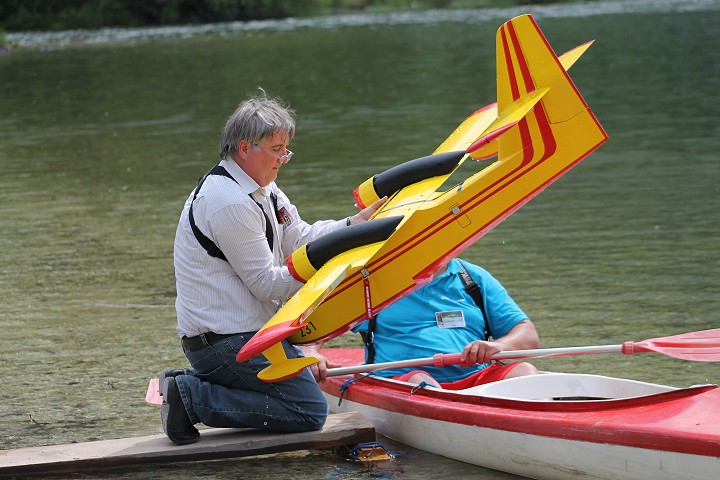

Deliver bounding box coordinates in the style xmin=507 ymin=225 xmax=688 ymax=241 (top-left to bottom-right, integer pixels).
xmin=236 ymin=13 xmax=608 ymax=381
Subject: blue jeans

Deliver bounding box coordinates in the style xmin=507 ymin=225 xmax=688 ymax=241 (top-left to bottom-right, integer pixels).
xmin=174 ymin=332 xmax=328 ymax=432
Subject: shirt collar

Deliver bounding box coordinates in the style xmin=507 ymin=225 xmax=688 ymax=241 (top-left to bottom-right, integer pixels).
xmin=443 ymin=259 xmax=462 ymax=277
xmin=220 ymin=158 xmax=269 ymax=197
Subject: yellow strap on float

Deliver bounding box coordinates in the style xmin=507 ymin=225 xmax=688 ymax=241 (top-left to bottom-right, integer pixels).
xmin=353 ymin=176 xmax=380 ymax=210
xmin=286 ymin=244 xmax=317 ymax=283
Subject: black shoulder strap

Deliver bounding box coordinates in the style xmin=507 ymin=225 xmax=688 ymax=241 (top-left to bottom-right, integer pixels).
xmin=188 ymin=164 xmax=275 ymax=262
xmin=269 ymin=192 xmax=280 ymax=223
xmin=247 ymin=194 xmax=275 ymax=253
xmin=361 ymin=316 xmax=378 ymax=364
xmin=457 ymin=261 xmax=492 ymax=340
xmin=189 ymin=165 xmax=235 ymax=261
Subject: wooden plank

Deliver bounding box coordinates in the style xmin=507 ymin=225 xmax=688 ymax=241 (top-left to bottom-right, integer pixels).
xmin=0 ymin=412 xmax=375 ymax=477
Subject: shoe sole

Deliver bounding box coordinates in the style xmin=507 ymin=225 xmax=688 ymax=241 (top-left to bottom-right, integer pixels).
xmin=161 ymin=378 xmax=199 ymax=446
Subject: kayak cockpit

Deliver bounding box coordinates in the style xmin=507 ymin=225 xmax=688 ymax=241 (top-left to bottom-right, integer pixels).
xmin=455 ymin=372 xmax=704 ymax=402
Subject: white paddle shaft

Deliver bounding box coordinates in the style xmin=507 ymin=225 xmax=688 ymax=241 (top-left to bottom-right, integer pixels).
xmin=328 ymin=345 xmax=624 ymax=377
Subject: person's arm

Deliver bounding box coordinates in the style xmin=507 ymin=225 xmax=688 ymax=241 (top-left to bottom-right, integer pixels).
xmin=212 ymin=199 xmax=302 ymax=301
xmin=459 ymin=319 xmax=539 ymax=367
xmin=280 ymin=194 xmax=387 ymax=254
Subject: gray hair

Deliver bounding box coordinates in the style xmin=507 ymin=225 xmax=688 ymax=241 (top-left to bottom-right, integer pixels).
xmin=219 ymin=89 xmax=296 ymax=160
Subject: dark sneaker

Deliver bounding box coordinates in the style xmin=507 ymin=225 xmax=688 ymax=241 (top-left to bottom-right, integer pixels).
xmin=158 ymin=369 xmax=186 ymax=396
xmin=161 ymin=377 xmax=199 ymax=445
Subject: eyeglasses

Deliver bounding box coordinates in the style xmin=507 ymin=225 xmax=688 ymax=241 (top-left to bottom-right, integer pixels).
xmin=253 ymin=145 xmax=294 ymax=164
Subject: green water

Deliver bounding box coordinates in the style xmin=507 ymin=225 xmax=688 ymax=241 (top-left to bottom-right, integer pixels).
xmin=1 ymin=1 xmax=719 ymax=478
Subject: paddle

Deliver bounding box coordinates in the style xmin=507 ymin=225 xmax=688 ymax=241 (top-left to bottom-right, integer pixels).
xmin=327 ymin=328 xmax=720 ymax=377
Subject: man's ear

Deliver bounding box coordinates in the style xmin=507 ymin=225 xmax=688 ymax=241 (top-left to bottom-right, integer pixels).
xmin=237 ymin=139 xmax=250 ymax=160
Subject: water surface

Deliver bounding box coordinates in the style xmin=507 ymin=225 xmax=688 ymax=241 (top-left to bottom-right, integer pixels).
xmin=1 ymin=0 xmax=719 ymax=478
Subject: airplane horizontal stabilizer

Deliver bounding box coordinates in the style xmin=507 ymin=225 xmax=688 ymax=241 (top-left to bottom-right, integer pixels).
xmin=256 ymin=342 xmax=318 ymax=382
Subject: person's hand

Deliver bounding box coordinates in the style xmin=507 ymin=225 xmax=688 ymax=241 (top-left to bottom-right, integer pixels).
xmin=348 ymin=196 xmax=388 ymax=225
xmin=459 ymin=340 xmax=502 ymax=367
xmin=299 ymin=343 xmax=340 ymax=383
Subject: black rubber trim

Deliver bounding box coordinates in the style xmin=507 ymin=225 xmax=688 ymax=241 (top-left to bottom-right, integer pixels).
xmin=372 ymin=150 xmax=465 ymax=199
xmin=305 ymin=216 xmax=404 ymax=270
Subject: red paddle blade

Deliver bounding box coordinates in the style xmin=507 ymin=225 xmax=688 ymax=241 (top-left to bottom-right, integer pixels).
xmin=623 ymin=328 xmax=720 ymax=361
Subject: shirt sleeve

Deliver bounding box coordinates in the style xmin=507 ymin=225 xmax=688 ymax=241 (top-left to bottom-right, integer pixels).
xmin=465 ymin=263 xmax=528 ymax=339
xmin=209 ymin=198 xmax=302 ymax=302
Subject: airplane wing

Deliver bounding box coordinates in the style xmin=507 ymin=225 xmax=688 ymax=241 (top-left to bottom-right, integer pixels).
xmin=238 ymin=14 xmax=608 ymax=381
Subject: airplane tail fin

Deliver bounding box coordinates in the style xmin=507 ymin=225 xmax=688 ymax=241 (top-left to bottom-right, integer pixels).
xmin=494 ymin=15 xmax=607 ymax=164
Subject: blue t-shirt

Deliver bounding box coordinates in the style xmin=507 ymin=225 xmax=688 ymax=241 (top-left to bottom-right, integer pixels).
xmin=353 ymin=259 xmax=527 ymax=382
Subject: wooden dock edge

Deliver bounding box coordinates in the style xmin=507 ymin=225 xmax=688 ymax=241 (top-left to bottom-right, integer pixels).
xmin=0 ymin=411 xmax=375 ymax=477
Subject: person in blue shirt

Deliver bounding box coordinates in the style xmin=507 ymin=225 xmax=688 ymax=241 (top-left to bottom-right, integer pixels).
xmin=310 ymin=258 xmax=540 ymax=389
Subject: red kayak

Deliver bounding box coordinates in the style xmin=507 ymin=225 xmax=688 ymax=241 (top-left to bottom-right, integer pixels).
xmin=320 ymin=348 xmax=720 ymax=480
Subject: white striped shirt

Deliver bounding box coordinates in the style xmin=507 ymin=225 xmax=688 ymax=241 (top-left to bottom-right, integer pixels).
xmin=174 ymin=159 xmax=345 ymax=337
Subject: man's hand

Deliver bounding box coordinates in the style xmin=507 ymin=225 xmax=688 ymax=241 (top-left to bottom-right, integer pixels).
xmin=299 ymin=343 xmax=340 ymax=383
xmin=459 ymin=340 xmax=501 ymax=367
xmin=460 ymin=320 xmax=540 ymax=367
xmin=348 ymin=197 xmax=388 ymax=225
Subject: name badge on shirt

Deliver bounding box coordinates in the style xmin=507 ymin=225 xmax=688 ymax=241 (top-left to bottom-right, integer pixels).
xmin=435 ymin=310 xmax=466 ymax=328
xmin=277 ymin=206 xmax=293 ymax=228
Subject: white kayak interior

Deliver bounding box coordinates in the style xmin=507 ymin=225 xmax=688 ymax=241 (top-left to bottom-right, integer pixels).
xmin=456 ymin=372 xmax=690 ymax=401
xmin=376 ymin=372 xmax=705 ymax=402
